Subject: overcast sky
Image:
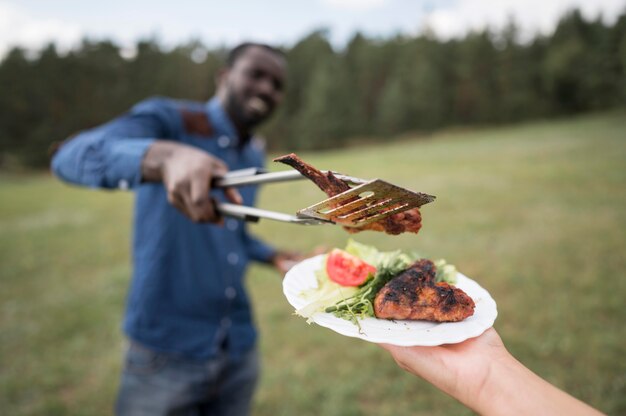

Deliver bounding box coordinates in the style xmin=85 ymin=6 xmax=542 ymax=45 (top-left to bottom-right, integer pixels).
xmin=1 ymin=0 xmax=624 ymax=58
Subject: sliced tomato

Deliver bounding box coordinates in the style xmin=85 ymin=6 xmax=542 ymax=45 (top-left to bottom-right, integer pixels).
xmin=326 ymin=249 xmax=377 ymax=287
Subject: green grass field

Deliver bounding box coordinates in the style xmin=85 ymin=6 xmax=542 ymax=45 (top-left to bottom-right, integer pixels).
xmin=1 ymin=111 xmax=625 ymax=415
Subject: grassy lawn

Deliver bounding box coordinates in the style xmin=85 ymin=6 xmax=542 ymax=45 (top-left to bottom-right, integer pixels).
xmin=1 ymin=111 xmax=625 ymax=415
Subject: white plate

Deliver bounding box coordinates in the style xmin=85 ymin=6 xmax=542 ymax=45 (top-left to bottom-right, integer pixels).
xmin=283 ymin=255 xmax=498 ymax=346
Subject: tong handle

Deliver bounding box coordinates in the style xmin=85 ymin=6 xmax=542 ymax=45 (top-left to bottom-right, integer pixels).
xmin=214 ymin=169 xmax=305 ymax=188
xmin=212 ymin=167 xmax=372 ymax=226
xmin=214 ymin=168 xmax=369 ymax=188
xmin=216 ymin=203 xmax=328 ymax=225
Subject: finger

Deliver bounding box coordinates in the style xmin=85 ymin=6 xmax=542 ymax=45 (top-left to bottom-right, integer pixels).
xmin=274 ymin=255 xmax=299 ymax=272
xmin=312 ymin=245 xmax=329 ymax=256
xmin=171 ymin=179 xmax=209 ymax=223
xmin=378 ymin=343 xmax=428 ymax=360
xmin=209 ymin=159 xmax=229 ymax=183
xmin=286 ymin=251 xmax=305 ymax=262
xmin=207 ymin=158 xmax=241 ymax=207
xmin=210 ymin=197 xmax=225 ymax=226
xmin=291 ymin=252 xmax=305 ymax=261
xmin=182 ymin=189 xmax=214 ymax=222
xmin=190 ymin=175 xmax=210 ymax=206
xmin=189 ymin=176 xmax=216 ymax=222
xmin=168 ymin=191 xmax=193 ymax=219
xmin=223 ymin=187 xmax=243 ymax=205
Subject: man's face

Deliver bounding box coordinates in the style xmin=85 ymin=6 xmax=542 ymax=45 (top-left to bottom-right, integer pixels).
xmin=220 ymin=46 xmax=286 ymax=130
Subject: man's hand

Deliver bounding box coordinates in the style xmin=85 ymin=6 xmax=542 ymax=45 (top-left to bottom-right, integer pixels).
xmin=271 ymin=246 xmax=327 ymax=275
xmin=142 ymin=141 xmax=242 ymax=222
xmin=271 ymin=251 xmax=305 ymax=275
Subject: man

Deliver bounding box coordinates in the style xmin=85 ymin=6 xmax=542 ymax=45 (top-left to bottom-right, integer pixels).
xmin=51 ymin=43 xmax=299 ymax=415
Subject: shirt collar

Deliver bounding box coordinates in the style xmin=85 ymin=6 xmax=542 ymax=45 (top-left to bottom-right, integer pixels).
xmin=206 ymin=97 xmax=240 ymax=147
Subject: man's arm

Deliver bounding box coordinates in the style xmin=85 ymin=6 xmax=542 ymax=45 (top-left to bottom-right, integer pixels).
xmin=51 ymin=98 xmax=240 ymax=222
xmin=51 ymin=98 xmax=173 ymax=190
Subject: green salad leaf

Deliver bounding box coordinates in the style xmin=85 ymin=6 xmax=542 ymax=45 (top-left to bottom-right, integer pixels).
xmin=296 ymin=255 xmax=359 ymax=322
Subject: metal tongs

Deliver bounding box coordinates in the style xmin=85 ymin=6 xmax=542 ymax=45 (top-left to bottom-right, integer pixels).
xmin=214 ymin=168 xmax=436 ymax=228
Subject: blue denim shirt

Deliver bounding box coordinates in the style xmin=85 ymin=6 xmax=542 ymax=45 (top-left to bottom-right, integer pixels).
xmin=52 ymin=97 xmax=276 ymax=360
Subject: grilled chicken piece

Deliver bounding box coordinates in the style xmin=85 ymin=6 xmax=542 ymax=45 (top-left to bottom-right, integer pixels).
xmin=374 ymin=259 xmax=475 ymax=322
xmin=274 ymin=153 xmax=350 ymax=195
xmin=273 ymin=153 xmax=423 ymax=235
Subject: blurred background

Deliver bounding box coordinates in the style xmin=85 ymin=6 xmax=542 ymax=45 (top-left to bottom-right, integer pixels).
xmin=1 ymin=0 xmax=625 ymax=415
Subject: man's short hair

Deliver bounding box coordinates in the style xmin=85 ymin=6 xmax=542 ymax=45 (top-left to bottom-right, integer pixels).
xmin=226 ymin=43 xmax=285 ymax=68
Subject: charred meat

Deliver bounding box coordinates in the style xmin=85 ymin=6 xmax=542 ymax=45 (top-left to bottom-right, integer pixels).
xmin=374 ymin=259 xmax=475 ymax=322
xmin=273 ymin=153 xmax=423 ymax=235
xmin=273 ymin=153 xmax=350 ymax=195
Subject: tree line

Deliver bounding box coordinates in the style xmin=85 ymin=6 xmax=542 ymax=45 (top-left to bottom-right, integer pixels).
xmin=1 ymin=9 xmax=624 ymax=169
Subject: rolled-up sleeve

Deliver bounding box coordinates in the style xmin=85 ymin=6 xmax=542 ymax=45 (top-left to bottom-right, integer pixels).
xmin=51 ymin=98 xmax=175 ymax=190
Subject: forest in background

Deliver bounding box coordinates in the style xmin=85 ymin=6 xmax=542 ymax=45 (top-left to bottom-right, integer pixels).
xmin=1 ymin=8 xmax=625 ymax=168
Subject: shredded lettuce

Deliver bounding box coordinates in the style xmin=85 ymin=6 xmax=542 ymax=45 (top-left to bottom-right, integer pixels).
xmin=344 ymin=239 xmax=384 ymax=265
xmin=296 ymin=255 xmax=358 ymax=322
xmin=344 ymin=239 xmax=417 ymax=270
xmin=434 ymin=258 xmax=458 ymax=284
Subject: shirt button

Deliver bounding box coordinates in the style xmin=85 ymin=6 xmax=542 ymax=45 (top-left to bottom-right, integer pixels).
xmin=227 ymin=252 xmax=239 ymax=265
xmin=225 ymin=287 xmax=236 ymax=299
xmin=217 ymin=135 xmax=230 ymax=148
xmin=118 ymin=179 xmax=129 ymax=190
xmin=221 ymin=317 xmax=231 ymax=327
xmin=226 ymin=219 xmax=238 ymax=231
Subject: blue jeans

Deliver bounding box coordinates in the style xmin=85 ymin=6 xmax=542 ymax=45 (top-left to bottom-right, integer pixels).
xmin=115 ymin=341 xmax=259 ymax=416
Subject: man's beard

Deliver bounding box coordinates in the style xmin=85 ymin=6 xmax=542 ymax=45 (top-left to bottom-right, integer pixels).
xmin=225 ymin=89 xmax=268 ymax=131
